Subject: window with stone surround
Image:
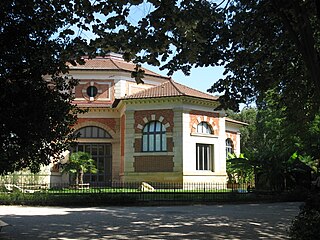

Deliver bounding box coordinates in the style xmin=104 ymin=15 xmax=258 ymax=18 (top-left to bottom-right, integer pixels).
xmin=226 ymin=138 xmax=234 ymax=158
xmin=197 ymin=122 xmax=212 ymax=134
xmin=142 ymin=121 xmax=167 ymax=152
xmin=196 ymin=143 xmax=214 ymax=171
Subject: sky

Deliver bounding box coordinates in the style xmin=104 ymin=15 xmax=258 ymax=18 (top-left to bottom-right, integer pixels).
xmin=75 ymin=2 xmax=228 ymax=98
xmin=143 ymin=64 xmax=225 ymax=95
xmin=73 ymin=2 xmax=226 ymax=96
xmin=143 ymin=64 xmax=252 ymax=110
xmin=130 ymin=3 xmax=226 ymax=96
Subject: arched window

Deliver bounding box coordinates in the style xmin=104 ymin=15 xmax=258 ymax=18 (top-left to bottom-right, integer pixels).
xmin=197 ymin=122 xmax=212 ymax=134
xmin=226 ymin=138 xmax=234 ymax=158
xmin=75 ymin=126 xmax=112 ymax=139
xmin=142 ymin=121 xmax=167 ymax=152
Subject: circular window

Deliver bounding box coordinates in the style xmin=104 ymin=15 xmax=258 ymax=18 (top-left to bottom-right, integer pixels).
xmin=86 ymin=86 xmax=98 ymax=98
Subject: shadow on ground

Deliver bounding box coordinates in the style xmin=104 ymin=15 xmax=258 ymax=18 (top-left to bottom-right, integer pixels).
xmin=0 ymin=202 xmax=301 ymax=239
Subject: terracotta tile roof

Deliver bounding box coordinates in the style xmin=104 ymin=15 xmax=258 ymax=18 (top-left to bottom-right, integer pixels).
xmin=68 ymin=54 xmax=168 ymax=79
xmin=123 ymin=79 xmax=219 ymax=101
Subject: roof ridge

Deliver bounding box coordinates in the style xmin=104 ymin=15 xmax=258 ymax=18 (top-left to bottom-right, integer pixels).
xmin=109 ymin=58 xmax=121 ymax=70
xmin=169 ymin=78 xmax=185 ymax=96
xmin=173 ymin=81 xmax=215 ymax=98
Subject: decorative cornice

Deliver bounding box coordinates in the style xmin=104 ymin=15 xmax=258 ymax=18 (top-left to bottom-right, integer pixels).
xmin=121 ymin=96 xmax=219 ymax=108
xmin=79 ymin=107 xmax=119 ymax=113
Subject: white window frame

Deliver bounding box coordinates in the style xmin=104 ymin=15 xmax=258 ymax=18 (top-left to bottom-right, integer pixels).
xmin=196 ymin=143 xmax=214 ymax=171
xmin=142 ymin=121 xmax=167 ymax=152
xmin=197 ymin=122 xmax=212 ymax=134
xmin=226 ymin=138 xmax=234 ymax=158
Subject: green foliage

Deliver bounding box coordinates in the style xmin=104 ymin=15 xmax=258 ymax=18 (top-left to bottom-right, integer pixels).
xmin=88 ymin=1 xmax=320 ymax=118
xmin=289 ymin=208 xmax=320 ymax=240
xmin=0 ymin=0 xmax=92 ymax=174
xmin=2 ymin=0 xmax=320 ymax=182
xmin=62 ymin=152 xmax=97 ymax=185
xmin=226 ymin=107 xmax=257 ymax=156
xmin=227 ymin=153 xmax=255 ymax=184
xmin=227 ymin=93 xmax=317 ymax=191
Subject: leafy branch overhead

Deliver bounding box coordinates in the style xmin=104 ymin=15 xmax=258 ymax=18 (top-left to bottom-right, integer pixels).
xmin=90 ymin=0 xmax=320 ymax=117
xmin=131 ymin=64 xmax=145 ymax=84
xmin=2 ymin=0 xmax=320 ymax=173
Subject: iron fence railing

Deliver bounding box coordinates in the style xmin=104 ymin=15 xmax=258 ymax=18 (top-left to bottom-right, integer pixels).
xmin=1 ymin=181 xmax=254 ymax=194
xmin=2 ymin=180 xmax=302 ymax=204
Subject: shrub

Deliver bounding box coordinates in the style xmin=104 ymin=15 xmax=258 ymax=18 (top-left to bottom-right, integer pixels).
xmin=289 ymin=208 xmax=320 ymax=240
xmin=289 ymin=193 xmax=320 ymax=240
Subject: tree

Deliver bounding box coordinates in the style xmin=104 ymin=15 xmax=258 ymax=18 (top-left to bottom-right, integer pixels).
xmin=226 ymin=107 xmax=257 ymax=157
xmin=3 ymin=0 xmax=320 ymax=175
xmin=91 ymin=0 xmax=320 ymax=123
xmin=88 ymin=0 xmax=320 ymax=169
xmin=0 ymin=0 xmax=93 ymax=174
xmin=61 ymin=151 xmax=97 ymax=185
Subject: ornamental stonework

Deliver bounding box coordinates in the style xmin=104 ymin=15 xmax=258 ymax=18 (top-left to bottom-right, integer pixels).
xmin=134 ymin=109 xmax=174 ymax=133
xmin=189 ymin=110 xmax=219 ymax=135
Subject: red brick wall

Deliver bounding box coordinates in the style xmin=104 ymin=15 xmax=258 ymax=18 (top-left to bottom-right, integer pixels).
xmin=76 ymin=118 xmax=117 ymax=133
xmin=74 ymin=80 xmax=114 ymax=101
xmin=133 ymin=156 xmax=174 ymax=172
xmin=189 ymin=110 xmax=219 ymax=134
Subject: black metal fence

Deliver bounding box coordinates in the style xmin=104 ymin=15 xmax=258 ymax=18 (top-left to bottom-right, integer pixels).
xmin=1 ymin=181 xmax=253 ymax=193
xmin=3 ymin=173 xmax=305 ymax=205
xmin=0 ymin=180 xmax=262 ymax=203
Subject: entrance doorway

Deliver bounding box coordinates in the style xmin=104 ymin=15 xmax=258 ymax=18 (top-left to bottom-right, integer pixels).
xmin=74 ymin=143 xmax=112 ymax=185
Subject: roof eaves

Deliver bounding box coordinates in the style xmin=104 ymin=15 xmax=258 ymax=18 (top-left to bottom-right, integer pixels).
xmin=225 ymin=117 xmax=249 ymax=126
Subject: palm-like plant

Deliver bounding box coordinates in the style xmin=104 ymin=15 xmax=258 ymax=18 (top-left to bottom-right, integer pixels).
xmin=227 ymin=153 xmax=255 ymax=184
xmin=62 ymin=151 xmax=97 ymax=185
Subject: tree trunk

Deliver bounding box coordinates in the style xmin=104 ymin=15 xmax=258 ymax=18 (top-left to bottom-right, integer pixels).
xmin=75 ymin=172 xmax=79 ymax=185
xmin=271 ymin=0 xmax=320 ymax=114
xmin=79 ymin=169 xmax=84 ymax=185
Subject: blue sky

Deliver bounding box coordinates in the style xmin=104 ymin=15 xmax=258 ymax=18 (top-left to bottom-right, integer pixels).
xmin=143 ymin=64 xmax=225 ymax=95
xmin=72 ymin=2 xmax=225 ymax=96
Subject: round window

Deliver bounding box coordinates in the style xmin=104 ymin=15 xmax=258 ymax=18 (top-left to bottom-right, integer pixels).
xmin=86 ymin=86 xmax=98 ymax=98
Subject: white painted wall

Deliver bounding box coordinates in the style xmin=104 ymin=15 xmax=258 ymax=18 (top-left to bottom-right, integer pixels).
xmin=182 ymin=108 xmax=227 ymax=184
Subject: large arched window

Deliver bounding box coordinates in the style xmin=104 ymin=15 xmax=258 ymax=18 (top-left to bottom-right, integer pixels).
xmin=75 ymin=126 xmax=112 ymax=138
xmin=197 ymin=122 xmax=212 ymax=134
xmin=142 ymin=121 xmax=167 ymax=152
xmin=226 ymin=138 xmax=234 ymax=158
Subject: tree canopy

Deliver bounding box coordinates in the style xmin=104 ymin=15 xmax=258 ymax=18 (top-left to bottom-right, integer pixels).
xmin=0 ymin=0 xmax=90 ymax=174
xmin=91 ymin=0 xmax=320 ymax=119
xmin=91 ymin=0 xmax=320 ymax=159
xmin=2 ymin=0 xmax=320 ymax=173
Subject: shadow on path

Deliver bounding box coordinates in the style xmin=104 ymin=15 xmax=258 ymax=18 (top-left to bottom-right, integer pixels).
xmin=0 ymin=202 xmax=301 ymax=239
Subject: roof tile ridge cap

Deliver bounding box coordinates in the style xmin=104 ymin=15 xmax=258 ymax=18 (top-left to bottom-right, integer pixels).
xmin=174 ymin=80 xmax=218 ymax=99
xmin=169 ymin=78 xmax=185 ymax=95
xmin=109 ymin=58 xmax=121 ymax=70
